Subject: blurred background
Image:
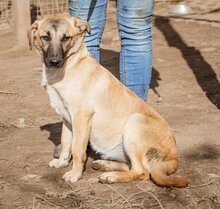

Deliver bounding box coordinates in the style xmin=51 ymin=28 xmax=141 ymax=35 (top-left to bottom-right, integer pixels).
xmin=0 ymin=0 xmax=220 ymax=49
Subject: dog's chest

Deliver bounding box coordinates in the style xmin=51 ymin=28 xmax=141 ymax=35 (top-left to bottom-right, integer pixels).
xmin=46 ymin=85 xmax=71 ymax=123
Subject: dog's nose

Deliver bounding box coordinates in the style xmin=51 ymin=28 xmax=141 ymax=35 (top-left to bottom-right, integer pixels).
xmin=49 ymin=59 xmax=61 ymax=67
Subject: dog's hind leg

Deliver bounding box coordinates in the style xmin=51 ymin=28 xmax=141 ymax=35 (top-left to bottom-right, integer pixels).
xmin=98 ymin=152 xmax=149 ymax=183
xmin=99 ymin=114 xmax=150 ymax=183
xmin=92 ymin=160 xmax=129 ymax=172
xmin=49 ymin=118 xmax=72 ymax=168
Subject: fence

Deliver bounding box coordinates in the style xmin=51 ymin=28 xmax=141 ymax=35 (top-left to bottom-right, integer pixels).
xmin=30 ymin=0 xmax=68 ymax=23
xmin=0 ymin=0 xmax=68 ymax=31
xmin=0 ymin=0 xmax=13 ymax=30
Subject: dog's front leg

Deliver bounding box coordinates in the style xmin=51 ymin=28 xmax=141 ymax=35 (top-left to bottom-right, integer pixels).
xmin=49 ymin=118 xmax=72 ymax=168
xmin=62 ymin=108 xmax=93 ymax=183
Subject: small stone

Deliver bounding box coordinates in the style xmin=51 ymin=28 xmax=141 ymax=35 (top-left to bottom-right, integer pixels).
xmin=20 ymin=174 xmax=40 ymax=182
xmin=46 ymin=191 xmax=58 ymax=197
xmin=46 ymin=191 xmax=68 ymax=198
xmin=157 ymin=58 xmax=165 ymax=62
xmin=14 ymin=118 xmax=25 ymax=128
xmin=207 ymin=173 xmax=219 ymax=179
xmin=170 ymin=192 xmax=176 ymax=198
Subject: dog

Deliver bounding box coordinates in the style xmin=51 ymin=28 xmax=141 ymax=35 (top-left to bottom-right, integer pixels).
xmin=28 ymin=15 xmax=189 ymax=187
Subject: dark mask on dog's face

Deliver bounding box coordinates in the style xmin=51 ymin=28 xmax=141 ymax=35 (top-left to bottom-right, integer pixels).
xmin=28 ymin=15 xmax=91 ymax=69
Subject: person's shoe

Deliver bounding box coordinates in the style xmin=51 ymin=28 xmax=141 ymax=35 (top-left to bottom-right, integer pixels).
xmin=53 ymin=144 xmax=61 ymax=159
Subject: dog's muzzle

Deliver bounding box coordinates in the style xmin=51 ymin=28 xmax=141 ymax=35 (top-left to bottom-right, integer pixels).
xmin=47 ymin=58 xmax=64 ymax=68
xmin=44 ymin=46 xmax=65 ymax=68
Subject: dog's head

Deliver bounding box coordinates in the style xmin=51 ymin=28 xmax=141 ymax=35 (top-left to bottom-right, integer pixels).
xmin=28 ymin=15 xmax=91 ymax=69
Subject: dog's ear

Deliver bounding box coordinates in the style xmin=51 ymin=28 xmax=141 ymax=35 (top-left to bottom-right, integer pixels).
xmin=27 ymin=20 xmax=39 ymax=50
xmin=74 ymin=17 xmax=91 ymax=35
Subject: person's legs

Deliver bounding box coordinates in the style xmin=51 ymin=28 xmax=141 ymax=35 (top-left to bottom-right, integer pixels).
xmin=69 ymin=0 xmax=107 ymax=61
xmin=117 ymin=0 xmax=154 ymax=100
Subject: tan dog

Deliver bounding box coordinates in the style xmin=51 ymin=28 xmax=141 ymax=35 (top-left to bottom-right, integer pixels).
xmin=28 ymin=15 xmax=189 ymax=187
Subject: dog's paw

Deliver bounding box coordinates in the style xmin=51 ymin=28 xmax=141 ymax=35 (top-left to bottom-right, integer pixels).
xmin=92 ymin=160 xmax=129 ymax=172
xmin=92 ymin=160 xmax=110 ymax=171
xmin=98 ymin=172 xmax=118 ymax=184
xmin=49 ymin=158 xmax=69 ymax=168
xmin=62 ymin=170 xmax=81 ymax=183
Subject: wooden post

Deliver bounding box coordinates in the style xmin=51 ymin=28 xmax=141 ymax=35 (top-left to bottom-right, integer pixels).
xmin=13 ymin=0 xmax=31 ymax=48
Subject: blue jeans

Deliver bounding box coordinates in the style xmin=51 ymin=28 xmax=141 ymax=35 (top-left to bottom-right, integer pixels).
xmin=69 ymin=0 xmax=154 ymax=100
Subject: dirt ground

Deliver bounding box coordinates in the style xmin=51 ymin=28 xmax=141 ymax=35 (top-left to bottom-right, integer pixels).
xmin=0 ymin=1 xmax=220 ymax=209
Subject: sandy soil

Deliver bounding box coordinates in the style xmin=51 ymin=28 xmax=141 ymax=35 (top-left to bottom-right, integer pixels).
xmin=0 ymin=1 xmax=219 ymax=209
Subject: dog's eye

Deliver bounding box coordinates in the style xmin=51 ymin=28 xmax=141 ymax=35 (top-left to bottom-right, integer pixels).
xmin=62 ymin=36 xmax=71 ymax=42
xmin=41 ymin=35 xmax=50 ymax=41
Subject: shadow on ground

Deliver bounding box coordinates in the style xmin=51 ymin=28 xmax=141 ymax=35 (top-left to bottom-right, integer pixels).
xmin=155 ymin=16 xmax=220 ymax=109
xmin=40 ymin=122 xmax=62 ymax=146
xmin=184 ymin=143 xmax=220 ymax=161
xmin=40 ymin=122 xmax=99 ymax=160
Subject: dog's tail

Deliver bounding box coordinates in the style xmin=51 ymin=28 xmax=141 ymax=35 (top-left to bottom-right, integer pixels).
xmin=150 ymin=168 xmax=189 ymax=188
